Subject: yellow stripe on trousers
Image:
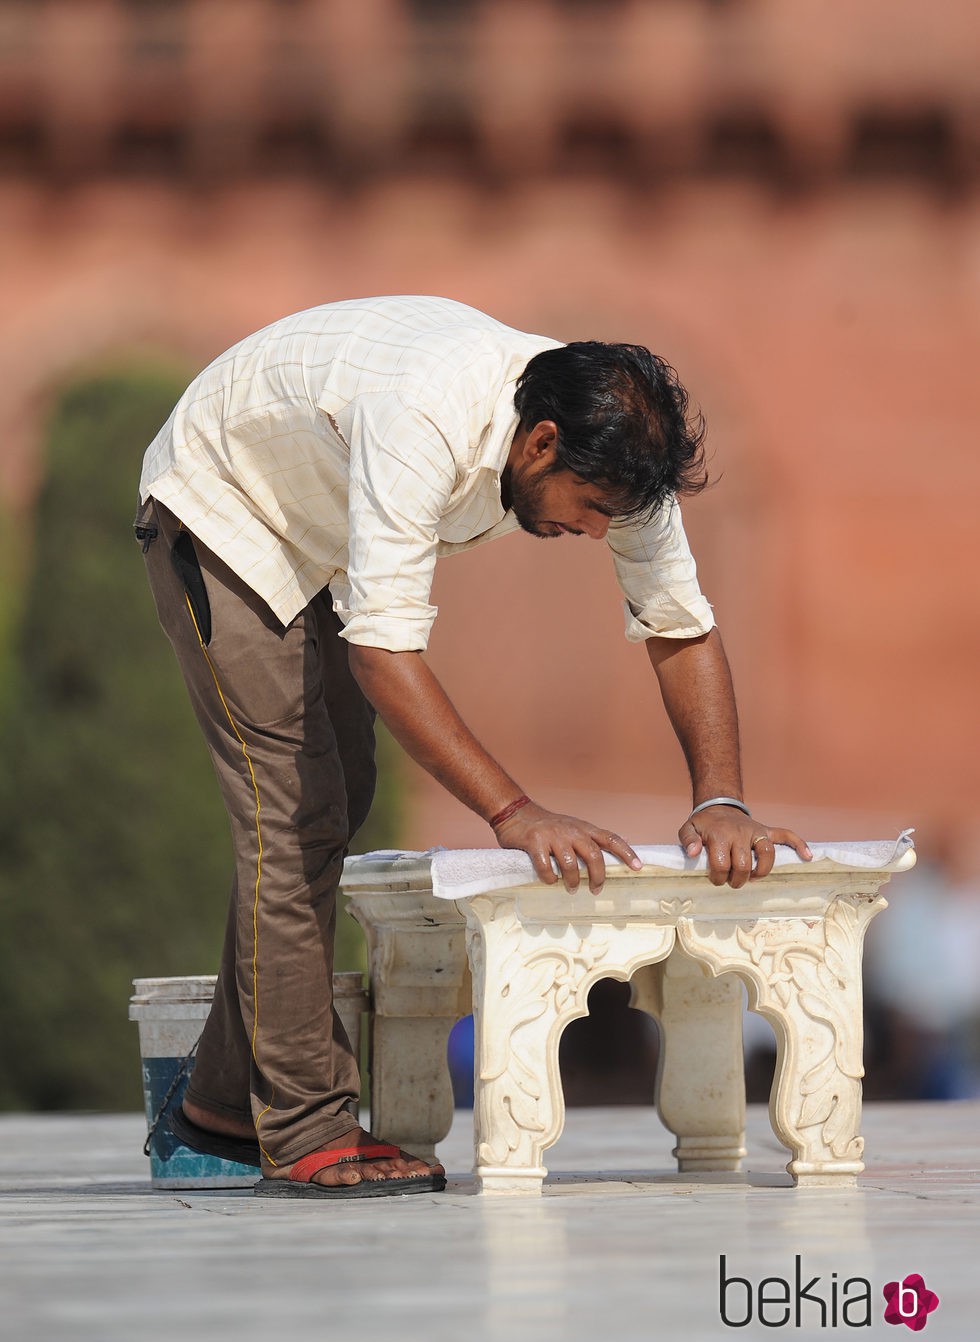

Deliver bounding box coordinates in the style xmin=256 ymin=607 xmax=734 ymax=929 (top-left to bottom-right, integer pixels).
xmin=184 ymin=592 xmax=277 ymax=1167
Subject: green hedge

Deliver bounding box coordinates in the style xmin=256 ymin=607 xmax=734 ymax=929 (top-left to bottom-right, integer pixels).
xmin=0 ymin=366 xmax=400 ymax=1111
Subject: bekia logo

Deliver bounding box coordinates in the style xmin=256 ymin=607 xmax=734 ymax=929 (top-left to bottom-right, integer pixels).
xmin=882 ymin=1275 xmax=940 ymax=1331
xmin=719 ymin=1257 xmax=940 ymax=1330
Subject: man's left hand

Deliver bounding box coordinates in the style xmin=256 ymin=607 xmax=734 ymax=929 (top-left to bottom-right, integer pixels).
xmin=678 ymin=805 xmax=812 ymax=889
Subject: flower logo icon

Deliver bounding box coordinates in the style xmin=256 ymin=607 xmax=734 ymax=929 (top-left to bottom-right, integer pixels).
xmin=883 ymin=1274 xmax=940 ymax=1330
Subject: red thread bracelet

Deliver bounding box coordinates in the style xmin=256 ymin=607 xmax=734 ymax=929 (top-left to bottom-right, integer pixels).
xmin=489 ymin=795 xmax=532 ymax=829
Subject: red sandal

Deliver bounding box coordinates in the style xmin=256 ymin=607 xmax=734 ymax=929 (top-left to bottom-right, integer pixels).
xmin=254 ymin=1142 xmax=446 ymax=1199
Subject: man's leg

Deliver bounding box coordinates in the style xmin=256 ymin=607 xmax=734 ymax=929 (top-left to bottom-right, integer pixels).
xmin=140 ymin=499 xmax=440 ymax=1186
xmin=309 ymin=589 xmax=378 ymax=850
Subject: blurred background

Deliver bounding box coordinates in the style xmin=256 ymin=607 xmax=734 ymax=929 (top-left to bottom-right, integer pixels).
xmin=0 ymin=0 xmax=977 ymax=1115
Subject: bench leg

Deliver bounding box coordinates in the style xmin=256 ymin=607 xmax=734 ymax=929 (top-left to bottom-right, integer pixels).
xmin=631 ymin=949 xmax=747 ymax=1172
xmin=465 ymin=896 xmax=675 ymax=1194
xmin=369 ymin=1015 xmax=461 ymax=1162
xmin=346 ymin=893 xmax=469 ymax=1163
xmin=676 ymin=894 xmax=887 ymax=1186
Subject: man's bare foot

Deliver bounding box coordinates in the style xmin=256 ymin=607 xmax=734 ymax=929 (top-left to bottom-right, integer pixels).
xmin=182 ymin=1096 xmax=255 ymax=1140
xmin=268 ymin=1127 xmax=445 ymax=1189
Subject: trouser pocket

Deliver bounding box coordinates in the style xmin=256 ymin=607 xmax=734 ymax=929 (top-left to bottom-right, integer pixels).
xmin=133 ymin=497 xmax=158 ymax=553
xmin=170 ymin=529 xmax=213 ymax=646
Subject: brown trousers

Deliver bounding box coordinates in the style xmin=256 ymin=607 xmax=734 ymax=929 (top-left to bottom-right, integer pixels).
xmin=139 ymin=498 xmax=376 ymax=1167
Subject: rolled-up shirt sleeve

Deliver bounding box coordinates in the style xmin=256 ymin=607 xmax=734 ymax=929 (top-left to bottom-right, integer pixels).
xmin=607 ymin=498 xmax=715 ymax=641
xmin=333 ymin=393 xmax=457 ymax=651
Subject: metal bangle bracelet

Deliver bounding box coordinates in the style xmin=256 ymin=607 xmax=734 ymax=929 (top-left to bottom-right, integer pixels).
xmin=688 ymin=796 xmax=752 ymax=820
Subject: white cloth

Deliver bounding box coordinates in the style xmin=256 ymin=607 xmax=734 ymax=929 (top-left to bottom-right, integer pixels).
xmin=422 ymin=831 xmax=916 ymax=900
xmin=139 ymin=295 xmax=715 ymax=648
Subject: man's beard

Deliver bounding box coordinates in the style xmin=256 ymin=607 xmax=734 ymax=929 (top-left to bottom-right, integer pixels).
xmin=508 ymin=466 xmax=560 ymax=539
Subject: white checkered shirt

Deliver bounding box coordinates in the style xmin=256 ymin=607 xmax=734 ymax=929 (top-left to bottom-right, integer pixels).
xmin=140 ymin=295 xmax=714 ymax=650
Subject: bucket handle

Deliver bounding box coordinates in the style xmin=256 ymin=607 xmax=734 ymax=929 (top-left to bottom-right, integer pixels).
xmin=143 ymin=1033 xmax=203 ymax=1157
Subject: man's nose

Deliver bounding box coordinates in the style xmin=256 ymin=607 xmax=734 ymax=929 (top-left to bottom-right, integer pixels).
xmin=584 ymin=514 xmax=611 ymax=540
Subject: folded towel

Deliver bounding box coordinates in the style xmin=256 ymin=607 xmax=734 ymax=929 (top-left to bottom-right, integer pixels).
xmin=422 ymin=830 xmax=916 ymax=901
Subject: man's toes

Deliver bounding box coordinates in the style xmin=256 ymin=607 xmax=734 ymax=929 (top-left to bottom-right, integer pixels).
xmin=311 ymin=1162 xmax=364 ymax=1188
xmin=378 ymin=1157 xmax=417 ymax=1180
xmin=395 ymin=1153 xmax=443 ymax=1180
xmin=360 ymin=1161 xmax=396 ymax=1182
xmin=306 ymin=1146 xmax=442 ymax=1187
xmin=402 ymin=1151 xmax=445 ymax=1177
xmin=363 ymin=1153 xmax=430 ymax=1181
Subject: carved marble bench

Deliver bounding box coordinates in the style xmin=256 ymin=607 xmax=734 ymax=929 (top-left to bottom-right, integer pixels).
xmin=343 ymin=836 xmax=914 ymax=1195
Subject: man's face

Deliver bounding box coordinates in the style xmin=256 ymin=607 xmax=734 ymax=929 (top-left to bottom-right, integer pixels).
xmin=508 ymin=461 xmax=620 ymax=541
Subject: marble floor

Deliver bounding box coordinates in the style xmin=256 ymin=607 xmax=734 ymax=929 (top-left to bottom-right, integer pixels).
xmin=0 ymin=1103 xmax=976 ymax=1341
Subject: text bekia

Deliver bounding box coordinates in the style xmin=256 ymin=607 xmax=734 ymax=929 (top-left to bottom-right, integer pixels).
xmin=719 ymin=1256 xmax=872 ymax=1329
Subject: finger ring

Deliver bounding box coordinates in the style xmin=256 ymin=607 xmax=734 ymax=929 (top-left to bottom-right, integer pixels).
xmin=560 ymin=853 xmax=575 ymax=864
xmin=751 ymin=835 xmax=770 ymax=847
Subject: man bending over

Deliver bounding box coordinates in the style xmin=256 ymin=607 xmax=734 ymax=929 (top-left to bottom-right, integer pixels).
xmin=135 ymin=295 xmax=809 ymax=1199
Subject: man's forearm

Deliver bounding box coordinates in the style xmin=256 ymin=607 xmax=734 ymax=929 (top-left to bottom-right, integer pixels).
xmin=347 ymin=642 xmax=642 ymax=891
xmin=645 ymin=626 xmax=743 ymax=805
xmin=347 ymin=644 xmax=522 ymax=822
xmin=648 ymin=626 xmax=811 ymax=885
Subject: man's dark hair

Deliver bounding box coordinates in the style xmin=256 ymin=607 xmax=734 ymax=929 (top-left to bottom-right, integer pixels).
xmin=514 ymin=341 xmax=708 ymax=521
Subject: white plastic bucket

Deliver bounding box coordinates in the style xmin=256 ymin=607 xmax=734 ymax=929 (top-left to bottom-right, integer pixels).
xmin=130 ymin=972 xmax=369 ymax=1189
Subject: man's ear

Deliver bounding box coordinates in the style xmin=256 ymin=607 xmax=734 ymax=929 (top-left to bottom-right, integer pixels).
xmin=522 ymin=420 xmax=559 ymax=466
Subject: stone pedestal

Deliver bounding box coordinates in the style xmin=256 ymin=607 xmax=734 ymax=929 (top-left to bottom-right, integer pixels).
xmin=343 ymin=844 xmax=914 ymax=1193
xmin=344 ymin=855 xmax=471 ymax=1163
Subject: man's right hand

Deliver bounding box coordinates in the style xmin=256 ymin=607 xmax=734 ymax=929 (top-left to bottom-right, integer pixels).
xmin=492 ymin=801 xmax=642 ymax=894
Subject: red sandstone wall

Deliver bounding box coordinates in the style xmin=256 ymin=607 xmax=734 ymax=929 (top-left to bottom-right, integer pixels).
xmin=0 ymin=0 xmax=977 ymax=864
